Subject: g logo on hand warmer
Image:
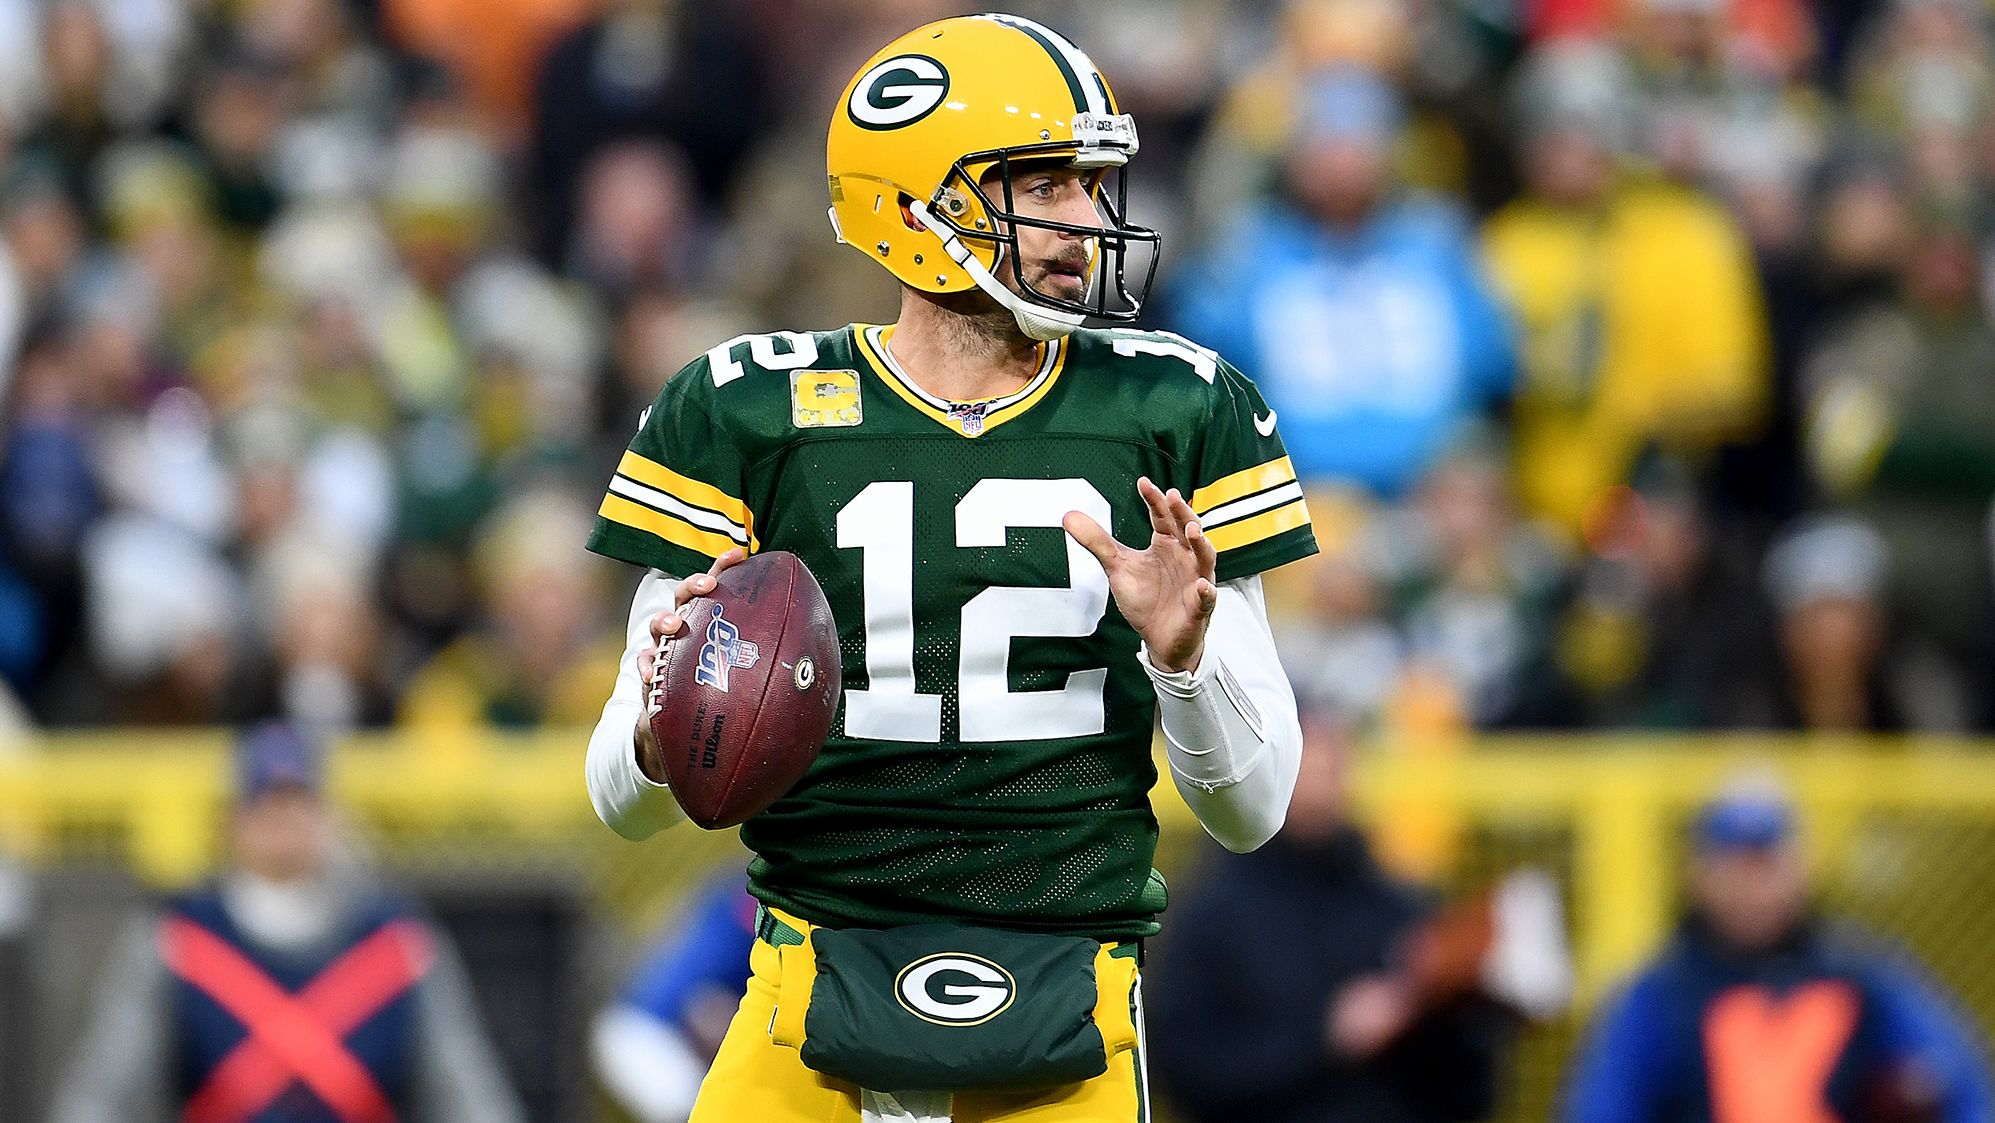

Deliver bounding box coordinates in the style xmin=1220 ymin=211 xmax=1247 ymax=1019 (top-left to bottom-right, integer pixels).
xmin=895 ymin=954 xmax=1016 ymax=1026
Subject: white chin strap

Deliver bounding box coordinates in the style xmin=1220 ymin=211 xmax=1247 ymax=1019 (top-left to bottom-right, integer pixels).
xmin=908 ymin=199 xmax=1087 ymax=341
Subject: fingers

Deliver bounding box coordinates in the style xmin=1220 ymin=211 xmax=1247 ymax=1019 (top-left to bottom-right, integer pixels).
xmin=647 ymin=609 xmax=686 ymax=646
xmin=672 ymin=548 xmax=745 ymax=607
xmin=1136 ymin=476 xmax=1182 ymax=540
xmin=672 ymin=575 xmax=711 ymax=608
xmin=1193 ymin=575 xmax=1218 ymax=619
xmin=1187 ymin=517 xmax=1218 ymax=582
xmin=1062 ymin=511 xmax=1122 ymax=569
xmin=644 ymin=550 xmax=746 ymax=697
xmin=673 ymin=570 xmax=718 ymax=607
xmin=639 ymin=611 xmax=681 ymax=687
xmin=652 ymin=549 xmax=745 ymax=683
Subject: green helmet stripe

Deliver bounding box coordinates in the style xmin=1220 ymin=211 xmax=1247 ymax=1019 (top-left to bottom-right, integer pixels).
xmin=986 ymin=15 xmax=1092 ymax=114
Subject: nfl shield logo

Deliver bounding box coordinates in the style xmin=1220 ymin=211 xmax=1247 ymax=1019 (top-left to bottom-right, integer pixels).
xmin=948 ymin=401 xmax=989 ymax=436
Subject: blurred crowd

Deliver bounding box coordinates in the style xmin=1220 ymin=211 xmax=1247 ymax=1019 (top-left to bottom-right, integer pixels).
xmin=1 ymin=0 xmax=1993 ymax=737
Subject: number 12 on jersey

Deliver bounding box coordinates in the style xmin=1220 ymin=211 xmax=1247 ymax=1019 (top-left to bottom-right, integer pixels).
xmin=835 ymin=479 xmax=1112 ymax=744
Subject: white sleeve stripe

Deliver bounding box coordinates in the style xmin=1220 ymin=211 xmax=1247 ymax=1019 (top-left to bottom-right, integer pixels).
xmin=1197 ymin=481 xmax=1305 ymax=531
xmin=609 ymin=475 xmax=752 ymax=544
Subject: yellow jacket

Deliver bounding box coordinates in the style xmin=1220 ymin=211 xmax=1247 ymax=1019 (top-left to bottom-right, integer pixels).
xmin=1482 ymin=182 xmax=1767 ymax=537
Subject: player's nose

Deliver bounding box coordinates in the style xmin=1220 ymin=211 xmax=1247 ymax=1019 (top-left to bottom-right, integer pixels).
xmin=1053 ymin=179 xmax=1104 ymax=236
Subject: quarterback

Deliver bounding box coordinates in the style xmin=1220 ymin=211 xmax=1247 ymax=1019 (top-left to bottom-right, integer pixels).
xmin=583 ymin=13 xmax=1318 ymax=1122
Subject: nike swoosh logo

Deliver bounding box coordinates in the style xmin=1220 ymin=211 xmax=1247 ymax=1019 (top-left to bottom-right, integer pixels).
xmin=1254 ymin=410 xmax=1278 ymax=437
xmin=638 ymin=406 xmax=653 ymax=430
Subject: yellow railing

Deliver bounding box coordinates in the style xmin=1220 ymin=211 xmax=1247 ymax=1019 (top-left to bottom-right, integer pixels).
xmin=8 ymin=730 xmax=1995 ymax=1121
xmin=5 ymin=730 xmax=1995 ymax=1002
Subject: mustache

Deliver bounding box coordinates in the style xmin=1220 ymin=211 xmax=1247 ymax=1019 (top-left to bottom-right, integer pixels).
xmin=1041 ymin=250 xmax=1092 ymax=274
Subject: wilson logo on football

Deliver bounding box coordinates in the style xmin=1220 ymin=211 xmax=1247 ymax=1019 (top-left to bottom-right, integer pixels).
xmin=695 ymin=605 xmax=761 ymax=692
xmin=894 ymin=954 xmax=1016 ymax=1027
xmin=848 ymin=54 xmax=950 ymax=130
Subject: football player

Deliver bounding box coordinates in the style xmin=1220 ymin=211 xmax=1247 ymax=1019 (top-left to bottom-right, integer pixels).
xmin=584 ymin=13 xmax=1318 ymax=1122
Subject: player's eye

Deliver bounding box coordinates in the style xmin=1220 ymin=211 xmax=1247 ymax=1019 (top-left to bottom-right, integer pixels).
xmin=1024 ymin=179 xmax=1057 ymax=201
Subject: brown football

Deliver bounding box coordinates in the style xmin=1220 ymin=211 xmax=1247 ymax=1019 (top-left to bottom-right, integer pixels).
xmin=647 ymin=551 xmax=841 ymax=829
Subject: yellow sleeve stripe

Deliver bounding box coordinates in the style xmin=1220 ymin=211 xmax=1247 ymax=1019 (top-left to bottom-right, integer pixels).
xmin=598 ymin=494 xmax=744 ymax=561
xmin=617 ymin=451 xmax=755 ymax=540
xmin=1192 ymin=456 xmax=1298 ymax=515
xmin=1202 ymin=498 xmax=1311 ymax=554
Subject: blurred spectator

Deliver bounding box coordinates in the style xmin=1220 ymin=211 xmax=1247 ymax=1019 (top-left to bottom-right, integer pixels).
xmin=178 ymin=43 xmax=292 ymax=234
xmin=1557 ymin=458 xmax=1780 ymax=728
xmin=1276 ymin=444 xmax=1569 ymax=730
xmin=1170 ymin=66 xmax=1517 ymax=497
xmin=1276 ymin=513 xmax=1412 ymax=727
xmin=1149 ymin=715 xmax=1558 ymax=1123
xmin=591 ymin=873 xmax=756 ymax=1123
xmin=1562 ymin=773 xmax=1994 ymax=1123
xmin=1484 ymin=42 xmax=1769 ymax=541
xmin=1846 ymin=0 xmax=1995 ymax=177
xmin=1367 ymin=442 xmax=1569 ymax=726
xmin=1621 ymin=0 xmax=1826 ymax=205
xmin=1800 ymin=214 xmax=1995 ymax=729
xmin=527 ymin=0 xmax=767 ymax=262
xmin=48 ymin=724 xmax=524 ymax=1122
xmin=399 ymin=489 xmax=618 ymax=730
xmin=0 ymin=319 xmax=100 ymax=715
xmin=382 ymin=0 xmax=591 ymax=135
xmin=1762 ymin=515 xmax=1915 ymax=732
xmin=566 ymin=141 xmax=706 ymax=303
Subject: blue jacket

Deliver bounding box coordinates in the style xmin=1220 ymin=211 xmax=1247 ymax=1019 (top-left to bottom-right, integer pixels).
xmin=1564 ymin=917 xmax=1994 ymax=1123
xmin=619 ymin=876 xmax=757 ymax=1029
xmin=1165 ymin=199 xmax=1516 ymax=497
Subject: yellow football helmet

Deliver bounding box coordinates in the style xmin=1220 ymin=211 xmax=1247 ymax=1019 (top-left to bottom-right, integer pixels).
xmin=826 ymin=13 xmax=1160 ymax=340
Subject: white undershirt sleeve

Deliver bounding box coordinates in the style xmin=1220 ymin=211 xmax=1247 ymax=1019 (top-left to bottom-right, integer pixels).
xmin=586 ymin=570 xmax=689 ymax=840
xmin=1140 ymin=574 xmax=1303 ymax=853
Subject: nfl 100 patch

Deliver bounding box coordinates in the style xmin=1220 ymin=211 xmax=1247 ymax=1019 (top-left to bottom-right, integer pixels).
xmin=793 ymin=369 xmax=864 ymax=429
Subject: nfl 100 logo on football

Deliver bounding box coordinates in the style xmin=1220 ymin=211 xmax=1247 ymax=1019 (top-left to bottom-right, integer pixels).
xmin=695 ymin=605 xmax=761 ymax=692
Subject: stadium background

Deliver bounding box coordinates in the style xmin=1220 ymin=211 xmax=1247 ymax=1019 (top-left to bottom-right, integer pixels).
xmin=1 ymin=0 xmax=1994 ymax=1119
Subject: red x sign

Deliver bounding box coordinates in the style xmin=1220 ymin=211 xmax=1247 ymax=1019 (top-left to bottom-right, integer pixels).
xmin=160 ymin=916 xmax=434 ymax=1123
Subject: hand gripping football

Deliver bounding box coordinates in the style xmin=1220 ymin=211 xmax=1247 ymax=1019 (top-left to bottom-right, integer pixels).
xmin=647 ymin=551 xmax=841 ymax=828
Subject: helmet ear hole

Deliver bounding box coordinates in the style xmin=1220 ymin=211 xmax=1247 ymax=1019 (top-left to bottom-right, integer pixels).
xmin=897 ymin=194 xmax=924 ymax=233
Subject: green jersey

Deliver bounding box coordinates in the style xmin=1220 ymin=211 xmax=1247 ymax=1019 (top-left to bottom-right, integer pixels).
xmin=587 ymin=324 xmax=1317 ymax=938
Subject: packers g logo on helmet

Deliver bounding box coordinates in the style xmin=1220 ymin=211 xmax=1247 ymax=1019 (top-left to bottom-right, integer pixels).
xmin=826 ymin=13 xmax=1161 ymax=341
xmin=848 ymin=55 xmax=951 ymax=130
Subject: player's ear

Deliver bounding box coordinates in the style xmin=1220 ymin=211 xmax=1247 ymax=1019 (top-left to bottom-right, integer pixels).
xmin=898 ymin=194 xmax=923 ymax=233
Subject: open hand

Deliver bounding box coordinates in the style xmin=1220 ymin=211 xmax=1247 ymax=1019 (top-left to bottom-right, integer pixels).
xmin=633 ymin=548 xmax=747 ymax=781
xmin=1063 ymin=477 xmax=1218 ymax=674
